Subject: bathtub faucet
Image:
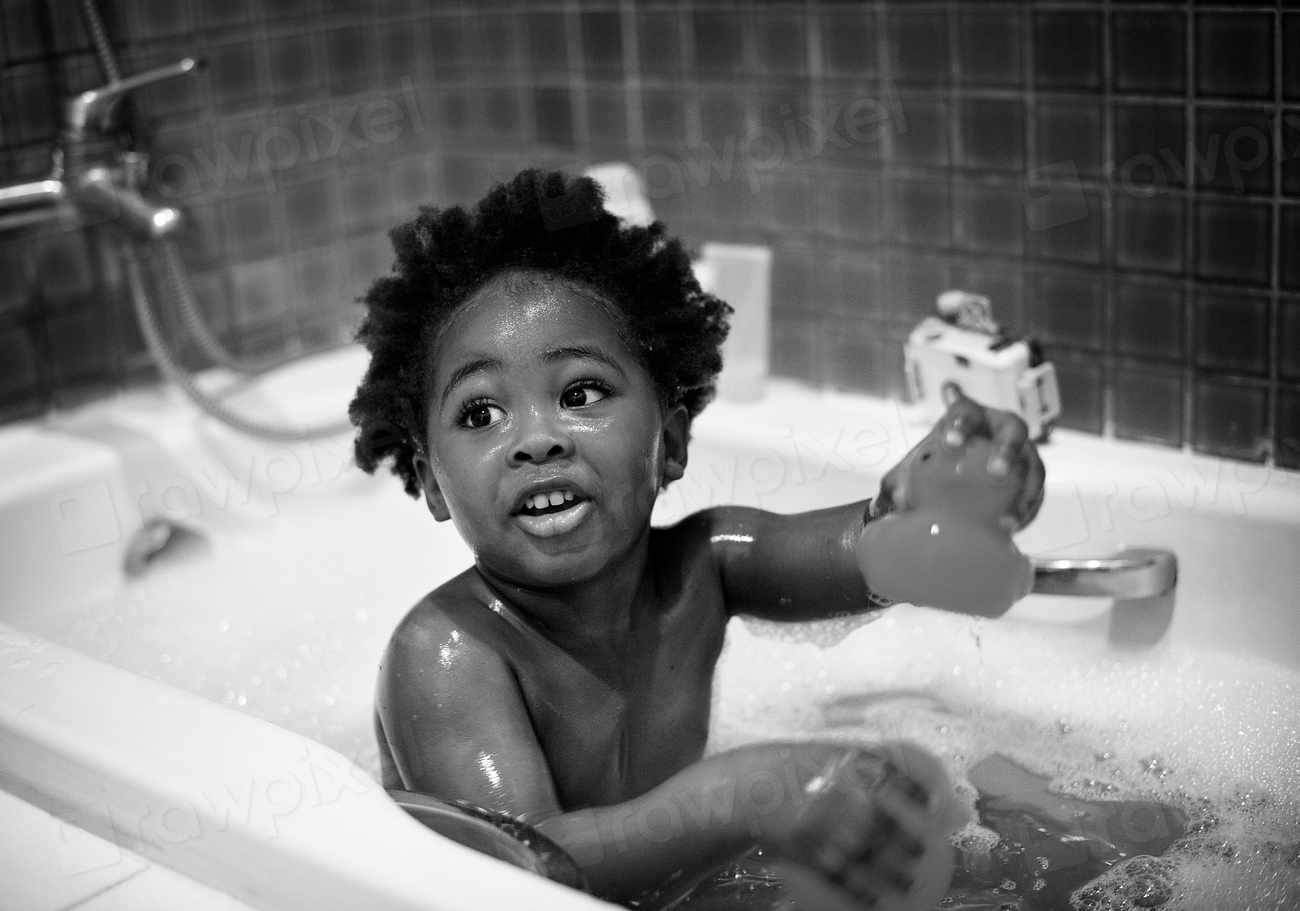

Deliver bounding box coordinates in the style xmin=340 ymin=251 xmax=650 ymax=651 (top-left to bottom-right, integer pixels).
xmin=0 ymin=58 xmax=197 ymax=238
xmin=1031 ymin=548 xmax=1178 ymax=599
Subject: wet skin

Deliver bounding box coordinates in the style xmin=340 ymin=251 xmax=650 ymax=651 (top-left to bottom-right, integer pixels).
xmin=373 ymin=274 xmax=1043 ymax=907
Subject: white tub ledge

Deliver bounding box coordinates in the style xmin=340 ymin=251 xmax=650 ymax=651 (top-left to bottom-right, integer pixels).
xmin=0 ymin=621 xmax=611 ymax=911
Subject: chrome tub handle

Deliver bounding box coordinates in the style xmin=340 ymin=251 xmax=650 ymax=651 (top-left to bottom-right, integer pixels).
xmin=1031 ymin=547 xmax=1178 ymax=600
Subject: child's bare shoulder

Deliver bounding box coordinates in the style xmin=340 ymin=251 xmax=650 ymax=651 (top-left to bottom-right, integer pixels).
xmin=381 ymin=569 xmax=515 ymax=686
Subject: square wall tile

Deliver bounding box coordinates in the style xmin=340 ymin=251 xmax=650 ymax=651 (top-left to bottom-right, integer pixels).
xmin=1195 ymin=107 xmax=1274 ymax=195
xmin=754 ymin=10 xmax=805 ymax=76
xmin=1050 ymin=354 xmax=1104 ymax=434
xmin=883 ymin=254 xmax=951 ymax=327
xmin=479 ymin=14 xmax=522 ymax=73
xmin=1031 ymin=188 xmax=1103 ymax=266
xmin=427 ymin=13 xmax=469 ymax=78
xmin=823 ymin=171 xmax=881 ymax=243
xmin=1193 ymin=378 xmax=1269 ymax=462
xmin=324 ymin=25 xmax=379 ymax=97
xmin=0 ymin=324 xmax=39 ymax=402
xmin=637 ymin=9 xmax=684 ymax=78
xmin=1030 ymin=270 xmax=1105 ymax=351
xmin=35 ymin=230 xmax=95 ymax=309
xmin=378 ymin=19 xmax=421 ymax=85
xmin=2 ymin=0 xmax=48 ymax=64
xmin=890 ymin=95 xmax=948 ymax=168
xmin=771 ymin=249 xmax=812 ymax=317
xmin=1037 ymin=102 xmax=1102 ymax=178
xmin=764 ymin=169 xmax=812 ymax=236
xmin=956 ymin=180 xmax=1023 ymax=256
xmin=754 ymin=83 xmax=811 ymax=143
xmin=266 ymin=33 xmax=320 ymax=106
xmin=287 ymin=244 xmax=345 ymax=318
xmin=0 ymin=236 xmax=34 ymax=316
xmin=199 ymin=0 xmax=258 ymax=32
xmin=3 ymin=65 xmax=58 ymax=145
xmin=533 ymin=85 xmax=575 ymax=150
xmin=45 ymin=306 xmax=110 ymax=385
xmin=586 ymin=81 xmax=627 ymax=149
xmin=1112 ymin=367 xmax=1183 ymax=448
xmin=482 ymin=85 xmax=523 ymax=142
xmin=1195 ymin=291 xmax=1270 ymax=377
xmin=817 ymin=85 xmax=886 ymax=165
xmin=698 ymin=88 xmax=745 ymax=151
xmin=1286 ymin=15 xmax=1300 ymax=103
xmin=641 ymin=87 xmax=688 ymax=149
xmin=1113 ymin=279 xmax=1185 ymax=362
xmin=1284 ymin=110 xmax=1300 ymax=199
xmin=1196 ymin=13 xmax=1272 ymax=100
xmin=229 ymin=256 xmax=290 ymax=333
xmin=958 ymin=9 xmax=1022 ymax=87
xmin=692 ymin=8 xmax=746 ymax=78
xmin=1034 ymin=10 xmax=1102 ymax=91
xmin=1279 ymin=297 xmax=1300 ymax=382
xmin=1116 ymin=194 xmax=1185 ymax=275
xmin=770 ymin=315 xmax=827 ymax=385
xmin=1194 ymin=200 xmax=1271 ymax=287
xmin=959 ymin=98 xmax=1024 ymax=172
xmin=341 ymin=167 xmax=394 ymax=236
xmin=820 ymin=6 xmax=875 ymax=80
xmin=826 ymin=321 xmax=887 ymax=394
xmin=1278 ymin=386 xmax=1300 ymax=470
xmin=1282 ymin=205 xmax=1300 ymax=291
xmin=221 ymin=191 xmax=281 ymax=262
xmin=828 ymin=252 xmax=883 ymax=320
xmin=886 ymin=10 xmax=949 ymax=86
xmin=1113 ymin=11 xmax=1185 ymax=95
xmin=1113 ymin=103 xmax=1187 ymax=190
xmin=528 ymin=10 xmax=570 ymax=76
xmin=581 ymin=9 xmax=623 ymax=76
xmin=886 ymin=179 xmax=951 ymax=249
xmin=207 ymin=38 xmax=263 ymax=113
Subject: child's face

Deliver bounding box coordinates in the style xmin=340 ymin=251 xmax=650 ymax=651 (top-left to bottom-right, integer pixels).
xmin=413 ymin=275 xmax=688 ymax=588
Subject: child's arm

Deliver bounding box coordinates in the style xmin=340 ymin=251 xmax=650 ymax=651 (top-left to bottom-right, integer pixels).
xmin=377 ymin=605 xmax=935 ymax=907
xmin=707 ymin=397 xmax=1045 ymax=623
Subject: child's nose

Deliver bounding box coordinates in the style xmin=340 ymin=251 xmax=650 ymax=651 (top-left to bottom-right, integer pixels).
xmin=509 ymin=408 xmax=575 ymax=464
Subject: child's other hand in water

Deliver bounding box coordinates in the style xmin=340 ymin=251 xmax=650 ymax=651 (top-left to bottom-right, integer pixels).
xmin=875 ymin=394 xmax=1046 ymax=535
xmin=775 ymin=743 xmax=967 ymax=911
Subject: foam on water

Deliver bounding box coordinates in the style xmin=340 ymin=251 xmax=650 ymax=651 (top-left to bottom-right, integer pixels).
xmin=714 ymin=610 xmax=1300 ymax=910
xmin=17 ymin=481 xmax=1299 ymax=910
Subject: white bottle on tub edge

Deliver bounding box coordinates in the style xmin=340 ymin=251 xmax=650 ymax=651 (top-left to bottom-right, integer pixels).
xmin=697 ymin=242 xmax=772 ymax=404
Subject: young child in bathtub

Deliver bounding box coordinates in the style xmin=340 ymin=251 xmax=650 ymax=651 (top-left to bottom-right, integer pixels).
xmin=349 ymin=170 xmax=1045 ymax=909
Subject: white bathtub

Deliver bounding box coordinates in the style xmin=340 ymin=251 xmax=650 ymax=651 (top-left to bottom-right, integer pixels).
xmin=1 ymin=345 xmax=1297 ymax=910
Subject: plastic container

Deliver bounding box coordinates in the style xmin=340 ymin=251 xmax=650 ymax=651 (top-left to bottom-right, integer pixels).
xmin=698 ymin=242 xmax=772 ymax=404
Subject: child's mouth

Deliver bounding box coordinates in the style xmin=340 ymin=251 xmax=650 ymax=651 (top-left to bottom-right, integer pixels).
xmin=515 ymin=489 xmax=593 ymax=538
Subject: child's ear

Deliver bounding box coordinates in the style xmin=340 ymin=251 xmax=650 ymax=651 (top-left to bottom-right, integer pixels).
xmin=661 ymin=403 xmax=690 ymax=484
xmin=412 ymin=452 xmax=452 ymax=522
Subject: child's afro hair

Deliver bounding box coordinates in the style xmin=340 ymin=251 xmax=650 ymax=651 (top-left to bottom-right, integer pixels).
xmin=349 ymin=168 xmax=731 ymax=497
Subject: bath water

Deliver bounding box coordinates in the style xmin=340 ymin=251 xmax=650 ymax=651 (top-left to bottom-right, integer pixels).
xmin=16 ymin=478 xmax=1299 ymax=910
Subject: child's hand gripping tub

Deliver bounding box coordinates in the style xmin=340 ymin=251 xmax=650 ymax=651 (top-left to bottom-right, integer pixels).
xmin=777 ymin=741 xmax=971 ymax=911
xmin=856 ymin=435 xmax=1034 ymax=617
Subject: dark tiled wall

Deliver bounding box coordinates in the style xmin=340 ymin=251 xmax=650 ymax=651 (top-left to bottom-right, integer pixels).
xmin=1 ymin=1 xmax=1298 ymax=467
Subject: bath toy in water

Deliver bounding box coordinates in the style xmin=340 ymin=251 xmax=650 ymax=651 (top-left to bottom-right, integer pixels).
xmin=856 ymin=436 xmax=1033 ymax=617
xmin=778 ymin=741 xmax=969 ymax=911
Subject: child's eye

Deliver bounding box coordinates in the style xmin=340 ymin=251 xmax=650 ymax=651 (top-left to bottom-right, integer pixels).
xmin=561 ymin=382 xmax=610 ymax=409
xmin=457 ymin=400 xmax=505 ymax=429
